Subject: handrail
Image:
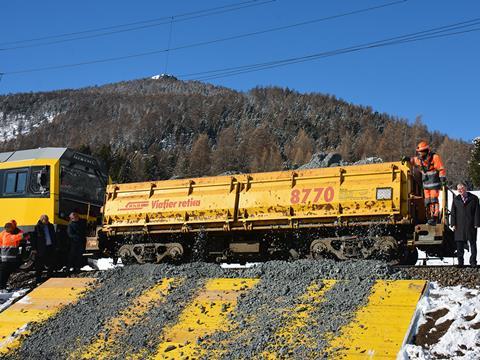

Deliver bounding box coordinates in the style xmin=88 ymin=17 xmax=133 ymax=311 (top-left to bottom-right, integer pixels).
xmin=441 ymin=185 xmax=456 ymax=226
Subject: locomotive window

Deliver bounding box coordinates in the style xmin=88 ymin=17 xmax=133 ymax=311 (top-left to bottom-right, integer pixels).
xmin=5 ymin=173 xmax=16 ymax=193
xmin=16 ymin=172 xmax=27 ymax=192
xmin=60 ymin=165 xmax=104 ymax=204
xmin=30 ymin=167 xmax=50 ymax=194
xmin=4 ymin=170 xmax=28 ymax=194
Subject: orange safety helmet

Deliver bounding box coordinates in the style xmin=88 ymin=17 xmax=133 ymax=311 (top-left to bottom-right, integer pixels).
xmin=416 ymin=141 xmax=430 ymax=152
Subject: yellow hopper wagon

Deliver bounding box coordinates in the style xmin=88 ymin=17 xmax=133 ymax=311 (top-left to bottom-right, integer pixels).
xmin=98 ymin=162 xmax=455 ymax=265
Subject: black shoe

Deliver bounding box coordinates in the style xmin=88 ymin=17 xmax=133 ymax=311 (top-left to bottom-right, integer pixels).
xmin=457 ymin=264 xmax=465 ymax=268
xmin=470 ymin=264 xmax=477 ymax=268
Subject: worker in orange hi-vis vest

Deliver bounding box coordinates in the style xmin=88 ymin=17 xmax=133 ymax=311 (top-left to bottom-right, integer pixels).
xmin=402 ymin=141 xmax=447 ymax=225
xmin=0 ymin=222 xmax=27 ymax=292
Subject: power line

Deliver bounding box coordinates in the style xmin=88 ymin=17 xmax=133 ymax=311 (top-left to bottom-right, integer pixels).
xmin=182 ymin=19 xmax=480 ymax=81
xmin=2 ymin=0 xmax=407 ymax=75
xmin=190 ymin=27 xmax=480 ymax=81
xmin=164 ymin=17 xmax=174 ymax=74
xmin=0 ymin=0 xmax=273 ymax=50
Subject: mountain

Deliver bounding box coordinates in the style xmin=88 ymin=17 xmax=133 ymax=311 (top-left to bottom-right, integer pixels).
xmin=0 ymin=77 xmax=471 ymax=185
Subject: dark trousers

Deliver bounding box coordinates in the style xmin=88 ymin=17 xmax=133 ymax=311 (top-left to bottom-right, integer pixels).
xmin=456 ymin=240 xmax=478 ymax=266
xmin=35 ymin=246 xmax=55 ymax=282
xmin=68 ymin=241 xmax=85 ymax=271
xmin=0 ymin=262 xmax=19 ymax=289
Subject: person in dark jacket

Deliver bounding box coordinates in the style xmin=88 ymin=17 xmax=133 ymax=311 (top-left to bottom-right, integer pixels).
xmin=450 ymin=182 xmax=480 ymax=267
xmin=33 ymin=215 xmax=56 ymax=283
xmin=67 ymin=212 xmax=86 ymax=272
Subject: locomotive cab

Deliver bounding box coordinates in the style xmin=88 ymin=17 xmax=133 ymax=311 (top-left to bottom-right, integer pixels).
xmin=0 ymin=147 xmax=107 ymax=268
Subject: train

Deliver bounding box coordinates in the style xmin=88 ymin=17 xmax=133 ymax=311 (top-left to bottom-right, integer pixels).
xmin=0 ymin=147 xmax=107 ymax=268
xmin=92 ymin=160 xmax=456 ymax=265
xmin=0 ymin=148 xmax=456 ymax=266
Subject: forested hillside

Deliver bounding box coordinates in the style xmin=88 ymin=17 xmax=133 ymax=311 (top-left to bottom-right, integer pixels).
xmin=0 ymin=77 xmax=471 ymax=185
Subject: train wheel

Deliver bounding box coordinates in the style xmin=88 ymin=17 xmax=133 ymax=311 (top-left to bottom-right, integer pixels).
xmin=372 ymin=237 xmax=398 ymax=262
xmin=118 ymin=245 xmax=137 ymax=265
xmin=310 ymin=240 xmax=332 ymax=260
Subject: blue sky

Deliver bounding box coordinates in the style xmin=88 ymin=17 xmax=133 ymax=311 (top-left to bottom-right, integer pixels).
xmin=1 ymin=0 xmax=479 ymax=141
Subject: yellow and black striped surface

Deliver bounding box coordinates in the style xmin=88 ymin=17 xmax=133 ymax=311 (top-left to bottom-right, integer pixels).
xmin=0 ymin=277 xmax=426 ymax=359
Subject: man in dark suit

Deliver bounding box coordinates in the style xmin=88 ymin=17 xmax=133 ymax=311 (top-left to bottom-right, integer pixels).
xmin=32 ymin=214 xmax=56 ymax=283
xmin=450 ymin=182 xmax=480 ymax=267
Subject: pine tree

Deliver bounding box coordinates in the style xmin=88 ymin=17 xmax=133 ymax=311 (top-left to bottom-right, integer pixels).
xmin=469 ymin=137 xmax=480 ymax=189
xmin=117 ymin=157 xmax=133 ymax=183
xmin=437 ymin=136 xmax=471 ymax=187
xmin=246 ymin=127 xmax=283 ymax=172
xmin=188 ymin=134 xmax=212 ymax=177
xmin=286 ymin=129 xmax=314 ymax=167
xmin=143 ymin=155 xmax=159 ymax=181
xmin=212 ymin=126 xmax=238 ymax=174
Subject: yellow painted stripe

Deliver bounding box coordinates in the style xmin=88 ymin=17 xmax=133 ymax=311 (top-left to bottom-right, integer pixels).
xmin=328 ymin=280 xmax=427 ymax=359
xmin=0 ymin=277 xmax=94 ymax=354
xmin=262 ymin=280 xmax=337 ymax=359
xmin=74 ymin=278 xmax=177 ymax=360
xmin=151 ymin=278 xmax=259 ymax=360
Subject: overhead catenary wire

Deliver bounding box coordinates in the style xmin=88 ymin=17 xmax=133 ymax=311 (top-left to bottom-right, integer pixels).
xmin=181 ymin=17 xmax=480 ymax=77
xmin=0 ymin=0 xmax=274 ymax=50
xmin=181 ymin=18 xmax=480 ymax=81
xmin=1 ymin=0 xmax=408 ymax=76
xmin=164 ymin=17 xmax=175 ymax=74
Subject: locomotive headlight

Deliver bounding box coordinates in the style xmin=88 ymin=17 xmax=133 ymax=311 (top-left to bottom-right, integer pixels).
xmin=376 ymin=187 xmax=392 ymax=200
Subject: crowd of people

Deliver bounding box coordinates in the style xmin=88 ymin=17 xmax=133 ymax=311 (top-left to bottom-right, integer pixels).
xmin=0 ymin=212 xmax=86 ymax=293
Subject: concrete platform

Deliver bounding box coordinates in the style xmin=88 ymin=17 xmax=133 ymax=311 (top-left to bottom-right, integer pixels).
xmin=0 ymin=277 xmax=94 ymax=354
xmin=0 ymin=278 xmax=427 ymax=359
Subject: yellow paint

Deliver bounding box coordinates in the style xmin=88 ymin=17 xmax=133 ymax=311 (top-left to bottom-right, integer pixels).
xmin=261 ymin=280 xmax=336 ymax=359
xmin=75 ymin=278 xmax=177 ymax=360
xmin=103 ymin=162 xmax=411 ymax=234
xmin=0 ymin=158 xmax=59 ymax=227
xmin=327 ymin=280 xmax=427 ymax=359
xmin=0 ymin=277 xmax=93 ymax=354
xmin=151 ymin=278 xmax=259 ymax=360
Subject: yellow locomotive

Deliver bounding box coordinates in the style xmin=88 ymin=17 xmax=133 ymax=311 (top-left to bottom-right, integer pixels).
xmin=98 ymin=161 xmax=455 ymax=265
xmin=0 ymin=147 xmax=107 ymax=264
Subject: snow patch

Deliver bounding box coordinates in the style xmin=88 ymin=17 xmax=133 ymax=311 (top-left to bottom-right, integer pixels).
xmin=220 ymin=262 xmax=260 ymax=269
xmin=400 ymin=283 xmax=480 ymax=359
xmin=81 ymin=257 xmax=123 ymax=271
xmin=0 ymin=111 xmax=61 ymax=141
xmin=0 ymin=289 xmax=29 ymax=313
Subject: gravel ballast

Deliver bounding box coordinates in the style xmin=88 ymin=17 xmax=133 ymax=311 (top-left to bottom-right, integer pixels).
xmin=4 ymin=260 xmax=478 ymax=359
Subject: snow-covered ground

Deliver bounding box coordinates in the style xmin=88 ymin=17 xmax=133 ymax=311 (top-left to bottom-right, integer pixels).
xmin=0 ymin=111 xmax=59 ymax=141
xmin=81 ymin=257 xmax=123 ymax=271
xmin=416 ymin=190 xmax=480 ymax=266
xmin=400 ymin=283 xmax=480 ymax=359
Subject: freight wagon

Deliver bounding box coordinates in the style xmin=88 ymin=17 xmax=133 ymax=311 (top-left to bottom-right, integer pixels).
xmin=94 ymin=161 xmax=456 ymax=265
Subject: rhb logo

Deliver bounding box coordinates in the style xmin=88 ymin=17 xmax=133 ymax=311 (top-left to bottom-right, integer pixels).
xmin=119 ymin=201 xmax=149 ymax=211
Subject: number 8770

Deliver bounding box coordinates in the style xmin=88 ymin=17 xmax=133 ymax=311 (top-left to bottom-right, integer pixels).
xmin=290 ymin=187 xmax=334 ymax=204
